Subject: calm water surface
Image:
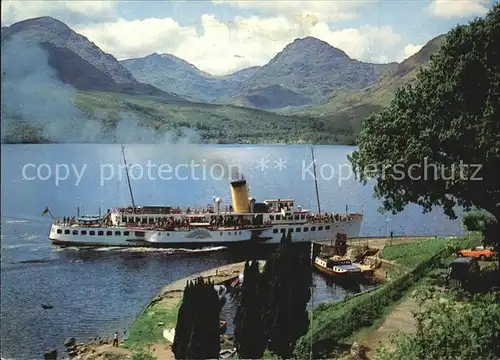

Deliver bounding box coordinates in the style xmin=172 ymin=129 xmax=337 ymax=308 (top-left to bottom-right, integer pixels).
xmin=1 ymin=144 xmax=463 ymax=359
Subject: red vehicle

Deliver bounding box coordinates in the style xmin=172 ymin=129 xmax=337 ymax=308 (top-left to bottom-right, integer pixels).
xmin=457 ymin=246 xmax=497 ymax=260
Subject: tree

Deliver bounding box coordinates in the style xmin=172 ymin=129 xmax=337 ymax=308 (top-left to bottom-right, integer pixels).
xmin=349 ymin=4 xmax=500 ymax=254
xmin=263 ymin=232 xmax=313 ymax=358
xmin=172 ymin=277 xmax=221 ymax=359
xmin=233 ymin=261 xmax=266 ymax=359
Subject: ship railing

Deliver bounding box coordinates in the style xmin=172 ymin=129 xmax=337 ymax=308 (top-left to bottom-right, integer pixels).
xmin=129 ymin=223 xmax=273 ymax=232
xmin=307 ymin=213 xmax=356 ymax=223
xmin=117 ymin=206 xmax=223 ymax=216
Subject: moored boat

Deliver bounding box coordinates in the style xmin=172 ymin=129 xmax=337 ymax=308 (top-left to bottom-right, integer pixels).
xmin=313 ymin=256 xmax=363 ymax=278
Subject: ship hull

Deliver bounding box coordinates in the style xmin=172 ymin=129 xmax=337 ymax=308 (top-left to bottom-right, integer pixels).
xmin=49 ymin=216 xmax=363 ymax=248
xmin=146 ymin=217 xmax=362 ymax=246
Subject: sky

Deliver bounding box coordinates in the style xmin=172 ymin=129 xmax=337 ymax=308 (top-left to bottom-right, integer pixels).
xmin=1 ymin=0 xmax=496 ymax=75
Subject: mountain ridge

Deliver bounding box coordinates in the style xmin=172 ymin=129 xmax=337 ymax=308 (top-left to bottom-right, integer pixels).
xmin=1 ymin=16 xmax=183 ymax=100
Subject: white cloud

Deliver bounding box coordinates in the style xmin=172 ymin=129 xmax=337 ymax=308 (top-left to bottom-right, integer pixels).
xmin=1 ymin=0 xmax=118 ymax=25
xmin=1 ymin=0 xmax=407 ymax=76
xmin=402 ymin=44 xmax=424 ymax=60
xmin=75 ymin=14 xmax=402 ymax=75
xmin=212 ymin=0 xmax=377 ymax=22
xmin=427 ymin=0 xmax=490 ymax=18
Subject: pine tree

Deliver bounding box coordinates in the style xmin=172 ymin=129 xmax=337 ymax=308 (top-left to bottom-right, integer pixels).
xmin=173 ymin=277 xmax=221 ymax=359
xmin=234 ymin=261 xmax=266 ymax=359
xmin=264 ymin=232 xmax=313 ymax=358
xmin=172 ymin=280 xmax=193 ymax=359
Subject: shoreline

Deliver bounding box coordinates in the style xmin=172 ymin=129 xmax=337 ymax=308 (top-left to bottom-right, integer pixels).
xmin=51 ymin=237 xmax=425 ymax=359
xmin=68 ymin=261 xmax=255 ymax=360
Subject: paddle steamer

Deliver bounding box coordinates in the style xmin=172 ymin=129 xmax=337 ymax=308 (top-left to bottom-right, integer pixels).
xmin=48 ymin=147 xmax=363 ymax=248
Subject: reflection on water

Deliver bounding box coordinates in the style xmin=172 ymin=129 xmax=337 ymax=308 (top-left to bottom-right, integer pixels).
xmin=220 ymin=270 xmax=377 ymax=335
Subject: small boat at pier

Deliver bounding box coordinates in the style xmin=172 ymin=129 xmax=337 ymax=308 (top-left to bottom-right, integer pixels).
xmin=313 ymin=257 xmax=363 ymax=278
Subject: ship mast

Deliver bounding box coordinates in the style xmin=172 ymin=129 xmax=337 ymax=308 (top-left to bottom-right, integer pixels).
xmin=121 ymin=144 xmax=136 ymax=208
xmin=310 ymin=146 xmax=321 ymax=215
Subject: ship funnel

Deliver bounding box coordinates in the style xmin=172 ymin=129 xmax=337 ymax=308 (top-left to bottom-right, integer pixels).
xmin=230 ymin=180 xmax=250 ymax=213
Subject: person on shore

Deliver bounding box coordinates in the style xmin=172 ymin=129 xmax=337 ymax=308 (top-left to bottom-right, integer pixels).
xmin=112 ymin=332 xmax=118 ymax=347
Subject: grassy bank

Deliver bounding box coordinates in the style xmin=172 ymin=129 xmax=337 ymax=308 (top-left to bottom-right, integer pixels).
xmin=122 ymin=262 xmax=250 ymax=352
xmin=124 ymin=302 xmax=181 ymax=350
xmin=294 ymin=235 xmax=482 ymax=359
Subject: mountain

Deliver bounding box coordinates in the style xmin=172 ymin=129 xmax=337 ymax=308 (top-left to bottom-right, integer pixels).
xmin=2 ymin=17 xmax=346 ymax=144
xmin=231 ymin=37 xmax=396 ymax=109
xmin=218 ymin=66 xmax=260 ymax=82
xmin=230 ymin=84 xmax=312 ymax=110
xmin=1 ymin=16 xmax=182 ymax=99
xmin=121 ymin=54 xmax=260 ymax=102
xmin=283 ymin=34 xmax=447 ymax=133
xmin=327 ymin=34 xmax=447 ymax=110
xmin=122 ymin=37 xmax=395 ymax=110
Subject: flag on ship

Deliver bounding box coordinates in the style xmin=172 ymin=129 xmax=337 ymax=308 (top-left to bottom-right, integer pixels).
xmin=41 ymin=207 xmax=49 ymax=216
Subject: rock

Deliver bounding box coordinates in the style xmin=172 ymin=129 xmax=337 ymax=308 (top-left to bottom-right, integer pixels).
xmin=64 ymin=337 xmax=76 ymax=347
xmin=68 ymin=350 xmax=77 ymax=357
xmin=44 ymin=349 xmax=57 ymax=359
xmin=350 ymin=342 xmax=367 ymax=360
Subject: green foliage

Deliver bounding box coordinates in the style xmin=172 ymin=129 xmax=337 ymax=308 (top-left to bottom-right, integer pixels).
xmin=123 ymin=302 xmax=180 ymax=350
xmin=233 ymin=261 xmax=266 ymax=359
xmin=172 ymin=277 xmax=221 ymax=360
xmin=463 ymin=210 xmax=499 ymax=248
xmin=4 ymin=88 xmax=357 ymax=144
xmin=127 ymin=349 xmax=157 ymax=360
xmin=293 ymin=236 xmax=478 ymax=359
xmin=262 ymin=233 xmax=312 ymax=358
xmin=349 ymin=4 xmax=500 ymax=246
xmin=376 ymin=291 xmax=500 ymax=360
xmin=463 ymin=210 xmax=497 ymax=232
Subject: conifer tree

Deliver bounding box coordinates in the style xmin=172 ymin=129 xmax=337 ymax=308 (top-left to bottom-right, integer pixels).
xmin=263 ymin=232 xmax=313 ymax=358
xmin=234 ymin=260 xmax=266 ymax=359
xmin=173 ymin=277 xmax=221 ymax=359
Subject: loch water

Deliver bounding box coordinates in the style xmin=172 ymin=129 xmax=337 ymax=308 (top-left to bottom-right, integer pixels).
xmin=1 ymin=144 xmax=463 ymax=359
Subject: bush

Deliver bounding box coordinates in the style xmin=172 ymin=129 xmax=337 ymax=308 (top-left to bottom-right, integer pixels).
xmin=127 ymin=349 xmax=156 ymax=360
xmin=375 ymin=292 xmax=500 ymax=360
xmin=462 ymin=210 xmax=497 ymax=233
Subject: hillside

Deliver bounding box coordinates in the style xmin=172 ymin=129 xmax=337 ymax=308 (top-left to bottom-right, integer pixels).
xmin=293 ymin=34 xmax=446 ymax=116
xmin=230 ymin=85 xmax=312 ymax=110
xmin=122 ymin=36 xmax=395 ymax=110
xmin=1 ymin=17 xmax=181 ymax=99
xmin=232 ymin=37 xmax=396 ymax=109
xmin=121 ymin=54 xmax=260 ymax=103
xmin=283 ymin=34 xmax=446 ymax=133
xmin=1 ymin=89 xmax=356 ymax=144
xmin=2 ymin=17 xmax=355 ymax=144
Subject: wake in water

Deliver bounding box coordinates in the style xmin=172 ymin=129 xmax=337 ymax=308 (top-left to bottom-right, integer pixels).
xmin=56 ymin=246 xmax=227 ymax=254
xmin=2 ymin=220 xmax=29 ymax=224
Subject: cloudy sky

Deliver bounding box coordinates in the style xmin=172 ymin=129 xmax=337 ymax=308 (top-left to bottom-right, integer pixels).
xmin=1 ymin=0 xmax=494 ymax=75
